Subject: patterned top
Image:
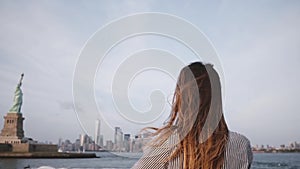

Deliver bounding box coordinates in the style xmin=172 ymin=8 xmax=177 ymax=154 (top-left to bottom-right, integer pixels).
xmin=132 ymin=131 xmax=253 ymax=169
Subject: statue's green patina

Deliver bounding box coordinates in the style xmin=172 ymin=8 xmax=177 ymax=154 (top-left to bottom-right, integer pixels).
xmin=9 ymin=73 xmax=24 ymax=113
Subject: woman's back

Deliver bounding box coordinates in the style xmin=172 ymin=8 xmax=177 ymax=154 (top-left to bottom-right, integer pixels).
xmin=168 ymin=131 xmax=252 ymax=169
xmin=133 ymin=131 xmax=252 ymax=169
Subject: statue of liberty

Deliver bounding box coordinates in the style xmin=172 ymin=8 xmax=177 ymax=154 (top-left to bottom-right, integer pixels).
xmin=9 ymin=73 xmax=24 ymax=113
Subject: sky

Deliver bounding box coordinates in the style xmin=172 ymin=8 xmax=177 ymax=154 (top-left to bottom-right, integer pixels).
xmin=0 ymin=0 xmax=299 ymax=147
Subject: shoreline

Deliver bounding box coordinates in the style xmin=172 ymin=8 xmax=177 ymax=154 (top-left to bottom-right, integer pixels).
xmin=253 ymin=150 xmax=300 ymax=153
xmin=0 ymin=152 xmax=98 ymax=158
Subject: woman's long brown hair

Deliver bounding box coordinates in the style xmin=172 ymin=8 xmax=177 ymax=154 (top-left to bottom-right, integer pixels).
xmin=145 ymin=62 xmax=229 ymax=169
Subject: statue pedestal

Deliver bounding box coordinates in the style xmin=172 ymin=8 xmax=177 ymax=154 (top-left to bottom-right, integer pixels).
xmin=0 ymin=113 xmax=25 ymax=144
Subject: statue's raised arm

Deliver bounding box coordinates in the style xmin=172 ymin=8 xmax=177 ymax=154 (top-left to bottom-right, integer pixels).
xmin=18 ymin=73 xmax=24 ymax=87
xmin=9 ymin=73 xmax=24 ymax=113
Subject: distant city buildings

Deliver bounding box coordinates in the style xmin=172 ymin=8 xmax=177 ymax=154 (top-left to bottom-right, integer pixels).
xmin=252 ymin=141 xmax=300 ymax=153
xmin=80 ymin=134 xmax=94 ymax=151
xmin=57 ymin=119 xmax=300 ymax=154
xmin=57 ymin=125 xmax=151 ymax=153
xmin=57 ymin=129 xmax=300 ymax=153
xmin=58 ymin=134 xmax=94 ymax=152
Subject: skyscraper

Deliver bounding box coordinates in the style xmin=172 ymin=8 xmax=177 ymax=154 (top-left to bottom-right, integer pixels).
xmin=124 ymin=134 xmax=131 ymax=152
xmin=114 ymin=127 xmax=123 ymax=151
xmin=95 ymin=119 xmax=101 ymax=147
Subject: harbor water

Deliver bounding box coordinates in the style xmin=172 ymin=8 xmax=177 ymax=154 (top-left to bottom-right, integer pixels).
xmin=0 ymin=152 xmax=299 ymax=169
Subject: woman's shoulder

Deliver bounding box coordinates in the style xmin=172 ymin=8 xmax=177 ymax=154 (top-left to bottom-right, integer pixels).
xmin=228 ymin=131 xmax=251 ymax=144
xmin=224 ymin=131 xmax=253 ymax=168
xmin=227 ymin=131 xmax=252 ymax=151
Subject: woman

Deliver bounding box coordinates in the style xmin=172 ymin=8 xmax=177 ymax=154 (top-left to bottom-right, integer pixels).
xmin=132 ymin=62 xmax=252 ymax=169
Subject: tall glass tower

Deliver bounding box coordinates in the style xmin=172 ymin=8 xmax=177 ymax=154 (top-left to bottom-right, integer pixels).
xmin=95 ymin=119 xmax=101 ymax=146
